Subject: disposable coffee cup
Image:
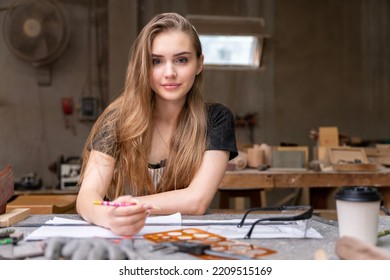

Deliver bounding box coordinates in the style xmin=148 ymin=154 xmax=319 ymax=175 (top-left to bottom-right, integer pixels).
xmin=335 ymin=186 xmax=382 ymax=245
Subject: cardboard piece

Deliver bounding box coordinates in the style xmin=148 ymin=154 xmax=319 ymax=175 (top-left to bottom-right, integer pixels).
xmin=318 ymin=127 xmax=339 ymax=147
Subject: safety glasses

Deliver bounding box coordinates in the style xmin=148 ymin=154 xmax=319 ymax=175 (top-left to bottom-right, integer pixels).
xmin=237 ymin=205 xmax=314 ymax=239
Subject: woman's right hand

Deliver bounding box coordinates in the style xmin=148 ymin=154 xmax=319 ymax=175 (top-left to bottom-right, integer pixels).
xmin=105 ymin=196 xmax=153 ymax=236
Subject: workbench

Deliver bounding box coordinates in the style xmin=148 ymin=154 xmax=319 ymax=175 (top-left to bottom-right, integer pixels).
xmin=219 ymin=168 xmax=390 ymax=209
xmin=2 ymin=213 xmax=390 ymax=260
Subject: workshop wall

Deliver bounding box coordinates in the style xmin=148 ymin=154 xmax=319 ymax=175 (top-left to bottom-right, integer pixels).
xmin=0 ymin=0 xmax=389 ymax=187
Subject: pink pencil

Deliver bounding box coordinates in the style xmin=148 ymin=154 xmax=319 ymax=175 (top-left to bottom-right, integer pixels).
xmin=92 ymin=200 xmax=137 ymax=207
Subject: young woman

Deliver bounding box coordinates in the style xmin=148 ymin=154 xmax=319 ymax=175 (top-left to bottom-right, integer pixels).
xmin=76 ymin=12 xmax=237 ymax=235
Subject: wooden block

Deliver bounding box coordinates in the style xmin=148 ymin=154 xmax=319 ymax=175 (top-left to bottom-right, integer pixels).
xmin=318 ymin=127 xmax=339 ymax=147
xmin=6 ymin=195 xmax=77 ymax=214
xmin=376 ymin=144 xmax=390 ymax=149
xmin=365 ymin=147 xmax=390 ymax=166
xmin=0 ymin=164 xmax=14 ymax=215
xmin=313 ymin=146 xmax=329 ymax=162
xmin=0 ymin=208 xmax=31 ymax=227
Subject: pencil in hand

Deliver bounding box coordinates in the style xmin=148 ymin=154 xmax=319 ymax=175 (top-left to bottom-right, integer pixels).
xmin=92 ymin=200 xmax=162 ymax=210
xmin=92 ymin=200 xmax=137 ymax=207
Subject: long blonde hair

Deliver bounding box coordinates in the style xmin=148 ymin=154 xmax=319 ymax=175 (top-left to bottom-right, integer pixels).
xmin=79 ymin=13 xmax=207 ymax=199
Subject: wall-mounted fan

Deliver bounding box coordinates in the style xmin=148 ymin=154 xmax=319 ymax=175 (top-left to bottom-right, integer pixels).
xmin=2 ymin=0 xmax=69 ymax=68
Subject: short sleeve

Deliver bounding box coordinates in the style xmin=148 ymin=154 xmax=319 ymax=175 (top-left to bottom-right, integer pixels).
xmin=91 ymin=109 xmax=118 ymax=158
xmin=206 ymin=103 xmax=238 ymax=160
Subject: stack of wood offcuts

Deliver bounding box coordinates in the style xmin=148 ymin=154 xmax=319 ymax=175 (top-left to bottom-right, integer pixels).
xmin=315 ymin=127 xmax=380 ymax=171
xmin=0 ymin=165 xmax=31 ymax=227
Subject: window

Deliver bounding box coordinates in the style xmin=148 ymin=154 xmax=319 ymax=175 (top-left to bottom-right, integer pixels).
xmin=187 ymin=15 xmax=270 ymax=70
xmin=200 ymin=35 xmax=260 ymax=67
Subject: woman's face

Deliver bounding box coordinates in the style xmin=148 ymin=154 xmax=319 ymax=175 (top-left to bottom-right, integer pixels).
xmin=150 ymin=30 xmax=203 ymax=105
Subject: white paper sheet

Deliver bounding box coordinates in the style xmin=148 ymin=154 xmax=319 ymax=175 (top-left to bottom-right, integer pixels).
xmin=26 ymin=213 xmax=322 ymax=240
xmin=26 ymin=212 xmax=182 ymax=240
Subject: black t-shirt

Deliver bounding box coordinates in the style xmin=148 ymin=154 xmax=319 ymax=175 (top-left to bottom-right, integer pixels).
xmin=92 ymin=103 xmax=238 ymax=161
xmin=206 ymin=103 xmax=238 ymax=160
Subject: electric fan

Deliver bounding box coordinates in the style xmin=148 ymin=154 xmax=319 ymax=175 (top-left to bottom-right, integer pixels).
xmin=2 ymin=0 xmax=69 ymax=67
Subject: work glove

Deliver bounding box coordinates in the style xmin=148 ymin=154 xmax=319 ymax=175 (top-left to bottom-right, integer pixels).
xmin=44 ymin=237 xmax=135 ymax=260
